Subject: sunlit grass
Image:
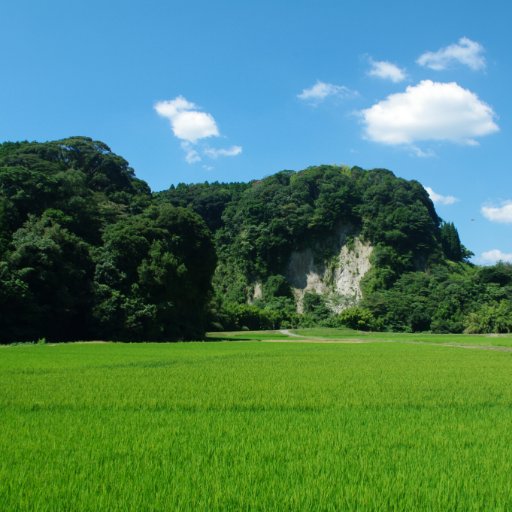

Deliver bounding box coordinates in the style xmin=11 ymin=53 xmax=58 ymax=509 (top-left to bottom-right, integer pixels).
xmin=2 ymin=341 xmax=512 ymax=510
xmin=290 ymin=327 xmax=512 ymax=347
xmin=211 ymin=326 xmax=512 ymax=348
xmin=207 ymin=329 xmax=293 ymax=341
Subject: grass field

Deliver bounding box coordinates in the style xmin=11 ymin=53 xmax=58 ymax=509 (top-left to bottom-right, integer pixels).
xmin=212 ymin=327 xmax=512 ymax=347
xmin=2 ymin=332 xmax=512 ymax=510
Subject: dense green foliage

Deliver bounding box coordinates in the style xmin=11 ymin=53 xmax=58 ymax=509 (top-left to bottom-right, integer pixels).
xmin=156 ymin=181 xmax=249 ymax=232
xmin=1 ymin=137 xmax=510 ymax=339
xmin=440 ymin=221 xmax=473 ymax=262
xmin=0 ymin=137 xmax=215 ymax=342
xmin=360 ymin=262 xmax=512 ymax=333
xmin=210 ymin=165 xmax=444 ymax=288
xmin=3 ymin=340 xmax=512 ymax=509
xmin=161 ymin=164 xmax=509 ymax=333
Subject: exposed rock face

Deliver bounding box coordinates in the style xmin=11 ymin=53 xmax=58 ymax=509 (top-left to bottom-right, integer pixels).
xmin=333 ymin=239 xmax=372 ymax=301
xmin=285 ymin=231 xmax=372 ymax=313
xmin=248 ymin=282 xmax=263 ymax=304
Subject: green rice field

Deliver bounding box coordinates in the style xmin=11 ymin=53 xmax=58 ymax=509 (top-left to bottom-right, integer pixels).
xmin=2 ymin=330 xmax=512 ymax=510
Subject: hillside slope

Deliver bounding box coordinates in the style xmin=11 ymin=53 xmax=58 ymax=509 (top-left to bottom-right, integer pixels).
xmin=2 ymin=138 xmax=511 ymax=339
xmin=0 ymin=137 xmax=216 ymax=342
xmin=160 ymin=165 xmax=469 ymax=319
xmin=159 ymin=164 xmax=512 ymax=333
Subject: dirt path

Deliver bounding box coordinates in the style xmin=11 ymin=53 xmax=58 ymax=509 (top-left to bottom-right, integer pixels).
xmin=276 ymin=330 xmax=512 ymax=352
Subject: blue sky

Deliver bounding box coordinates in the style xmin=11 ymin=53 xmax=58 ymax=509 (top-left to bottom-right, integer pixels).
xmin=1 ymin=0 xmax=512 ymax=264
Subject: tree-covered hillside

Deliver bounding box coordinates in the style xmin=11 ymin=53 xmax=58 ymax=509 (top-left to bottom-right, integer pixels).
xmin=160 ymin=166 xmax=457 ymax=285
xmin=1 ymin=137 xmax=511 ymax=341
xmin=0 ymin=137 xmax=216 ymax=342
xmin=159 ymin=165 xmax=512 ymax=334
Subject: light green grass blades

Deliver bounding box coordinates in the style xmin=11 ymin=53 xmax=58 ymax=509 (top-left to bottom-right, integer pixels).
xmin=2 ymin=341 xmax=512 ymax=510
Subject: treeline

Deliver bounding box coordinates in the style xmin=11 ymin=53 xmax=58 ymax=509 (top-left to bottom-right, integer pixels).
xmin=1 ymin=137 xmax=510 ymax=342
xmin=360 ymin=262 xmax=512 ymax=333
xmin=160 ymin=165 xmax=508 ymax=334
xmin=0 ymin=137 xmax=215 ymax=343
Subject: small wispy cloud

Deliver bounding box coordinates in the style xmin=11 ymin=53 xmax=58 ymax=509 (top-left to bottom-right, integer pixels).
xmin=417 ymin=37 xmax=486 ymax=71
xmin=180 ymin=142 xmax=202 ymax=164
xmin=479 ymin=249 xmax=512 ymax=265
xmin=410 ymin=146 xmax=435 ymax=158
xmin=297 ymin=80 xmax=358 ymax=105
xmin=425 ymin=187 xmax=458 ymax=205
xmin=368 ymin=58 xmax=406 ymax=83
xmin=482 ymin=201 xmax=512 ymax=223
xmin=204 ymin=146 xmax=243 ymax=159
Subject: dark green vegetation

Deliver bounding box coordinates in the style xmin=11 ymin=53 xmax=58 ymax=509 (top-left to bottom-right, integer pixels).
xmin=159 ymin=166 xmax=512 ymax=334
xmin=0 ymin=137 xmax=215 ymax=342
xmin=160 ymin=166 xmax=448 ymax=301
xmin=1 ymin=136 xmax=511 ymax=342
xmin=3 ymin=339 xmax=512 ymax=510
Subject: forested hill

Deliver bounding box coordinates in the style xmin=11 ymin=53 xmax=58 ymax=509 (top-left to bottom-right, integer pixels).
xmin=1 ymin=137 xmax=511 ymax=342
xmin=158 ymin=166 xmax=512 ymax=334
xmin=158 ymin=166 xmax=469 ymax=282
xmin=0 ymin=137 xmax=216 ymax=342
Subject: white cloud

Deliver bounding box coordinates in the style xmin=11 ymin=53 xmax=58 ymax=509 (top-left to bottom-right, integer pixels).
xmin=204 ymin=145 xmax=243 ymax=159
xmin=297 ymin=80 xmax=357 ymax=104
xmin=155 ymin=95 xmax=242 ymax=165
xmin=154 ymin=96 xmax=219 ymax=143
xmin=368 ymin=59 xmax=406 ymax=83
xmin=180 ymin=142 xmax=201 ymax=164
xmin=410 ymin=146 xmax=435 ymax=158
xmin=425 ymin=187 xmax=458 ymax=205
xmin=482 ymin=201 xmax=512 ymax=223
xmin=361 ymin=80 xmax=498 ymax=148
xmin=417 ymin=37 xmax=486 ymax=71
xmin=480 ymin=249 xmax=512 ymax=265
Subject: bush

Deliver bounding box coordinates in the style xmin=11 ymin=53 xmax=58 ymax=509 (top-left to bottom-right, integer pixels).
xmin=302 ymin=292 xmax=331 ymax=322
xmin=336 ymin=306 xmax=378 ymax=331
xmin=464 ymin=301 xmax=512 ymax=334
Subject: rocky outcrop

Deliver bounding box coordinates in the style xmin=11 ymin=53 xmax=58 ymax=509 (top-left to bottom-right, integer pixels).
xmin=248 ymin=282 xmax=263 ymax=304
xmin=285 ymin=230 xmax=372 ymax=313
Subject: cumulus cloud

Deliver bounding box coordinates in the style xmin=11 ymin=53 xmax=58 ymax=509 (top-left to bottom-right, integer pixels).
xmin=479 ymin=249 xmax=512 ymax=265
xmin=204 ymin=146 xmax=243 ymax=159
xmin=368 ymin=59 xmax=406 ymax=83
xmin=155 ymin=95 xmax=242 ymax=164
xmin=155 ymin=96 xmax=219 ymax=143
xmin=361 ymin=80 xmax=498 ymax=148
xmin=482 ymin=201 xmax=512 ymax=223
xmin=417 ymin=37 xmax=486 ymax=71
xmin=297 ymin=80 xmax=357 ymax=104
xmin=425 ymin=187 xmax=458 ymax=205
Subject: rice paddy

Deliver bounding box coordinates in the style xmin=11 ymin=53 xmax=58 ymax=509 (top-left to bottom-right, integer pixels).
xmin=2 ymin=331 xmax=512 ymax=510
